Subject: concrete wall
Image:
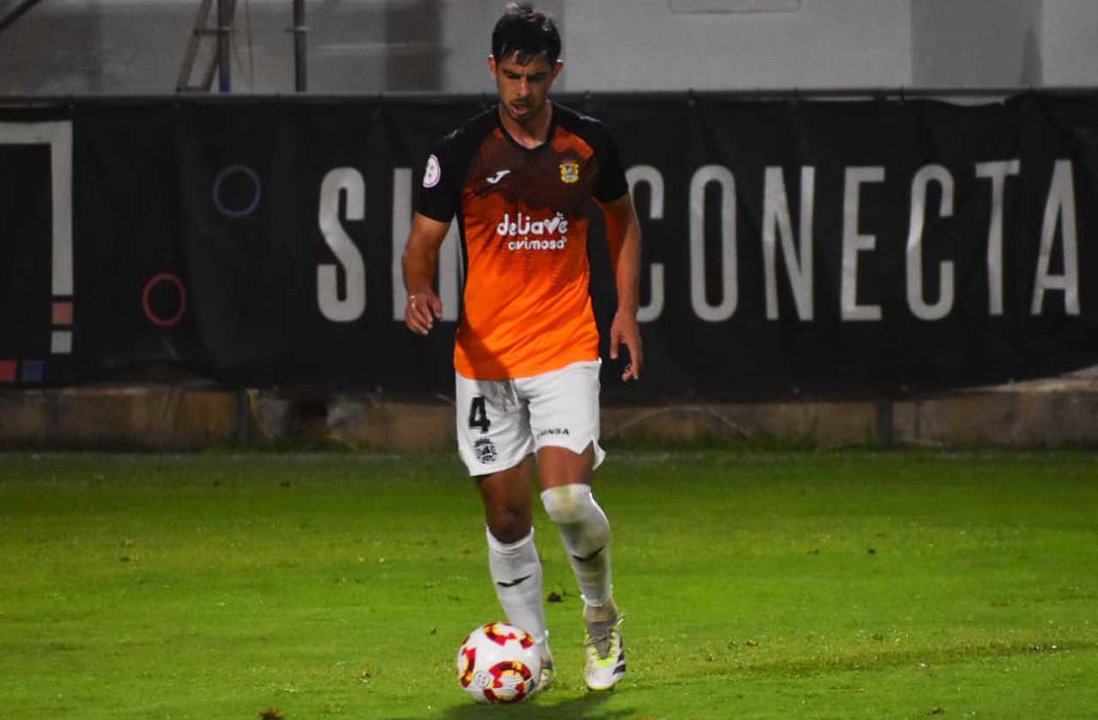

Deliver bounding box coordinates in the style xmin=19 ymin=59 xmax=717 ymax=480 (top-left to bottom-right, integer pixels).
xmin=4 ymin=379 xmax=1098 ymax=450
xmin=1 ymin=0 xmax=1095 ymax=95
xmin=564 ymin=0 xmax=911 ymax=92
xmin=1042 ymin=0 xmax=1098 ymax=85
xmin=0 ymin=386 xmax=239 ymax=450
xmin=0 ymin=0 xmax=443 ymax=94
xmin=911 ymin=0 xmax=1042 ymax=88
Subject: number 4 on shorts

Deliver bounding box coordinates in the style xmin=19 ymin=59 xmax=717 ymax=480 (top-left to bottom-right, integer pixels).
xmin=468 ymin=396 xmax=491 ymax=433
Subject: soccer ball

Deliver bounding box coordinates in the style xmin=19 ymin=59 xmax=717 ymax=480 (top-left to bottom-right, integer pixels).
xmin=456 ymin=622 xmax=542 ymax=704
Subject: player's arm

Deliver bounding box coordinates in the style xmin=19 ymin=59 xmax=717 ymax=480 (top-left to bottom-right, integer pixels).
xmin=402 ymin=212 xmax=450 ymax=335
xmin=599 ymin=193 xmax=644 ymax=381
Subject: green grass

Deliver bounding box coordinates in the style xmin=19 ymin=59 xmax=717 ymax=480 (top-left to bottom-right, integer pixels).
xmin=0 ymin=450 xmax=1095 ymax=719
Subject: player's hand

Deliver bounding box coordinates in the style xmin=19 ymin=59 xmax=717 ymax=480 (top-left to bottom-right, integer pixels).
xmin=405 ymin=290 xmax=443 ymax=336
xmin=609 ymin=309 xmax=643 ymax=382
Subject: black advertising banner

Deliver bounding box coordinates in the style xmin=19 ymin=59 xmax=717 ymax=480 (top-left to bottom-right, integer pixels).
xmin=0 ymin=94 xmax=1095 ymax=400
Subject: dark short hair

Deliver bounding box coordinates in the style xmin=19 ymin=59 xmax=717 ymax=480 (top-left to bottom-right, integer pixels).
xmin=491 ymin=2 xmax=561 ymax=66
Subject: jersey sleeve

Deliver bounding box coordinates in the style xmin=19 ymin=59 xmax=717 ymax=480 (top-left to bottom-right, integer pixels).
xmin=592 ymin=125 xmax=629 ymax=204
xmin=414 ymin=135 xmax=459 ymax=222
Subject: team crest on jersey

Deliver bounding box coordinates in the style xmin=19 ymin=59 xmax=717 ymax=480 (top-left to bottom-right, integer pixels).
xmin=474 ymin=438 xmax=498 ymax=464
xmin=559 ymin=160 xmax=580 ymax=184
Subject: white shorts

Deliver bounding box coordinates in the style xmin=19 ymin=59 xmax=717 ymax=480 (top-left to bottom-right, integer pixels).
xmin=455 ymin=360 xmax=606 ymax=477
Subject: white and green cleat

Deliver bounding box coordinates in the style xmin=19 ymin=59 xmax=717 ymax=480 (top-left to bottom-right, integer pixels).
xmin=583 ymin=615 xmax=626 ymax=691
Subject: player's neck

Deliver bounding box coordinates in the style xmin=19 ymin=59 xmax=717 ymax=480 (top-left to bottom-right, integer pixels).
xmin=498 ymin=101 xmax=554 ymax=149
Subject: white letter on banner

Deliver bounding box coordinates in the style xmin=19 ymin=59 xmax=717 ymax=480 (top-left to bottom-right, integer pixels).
xmin=762 ymin=166 xmax=815 ymax=321
xmin=627 ymin=165 xmax=665 ymax=322
xmin=975 ymin=159 xmax=1020 ymax=316
xmin=906 ymin=164 xmax=955 ymax=321
xmin=1032 ymin=160 xmax=1080 ymax=315
xmin=318 ymin=168 xmax=366 ymax=322
xmin=391 ymin=168 xmax=461 ymax=321
xmin=689 ymin=165 xmax=738 ymax=322
xmin=841 ymin=166 xmax=885 ymax=321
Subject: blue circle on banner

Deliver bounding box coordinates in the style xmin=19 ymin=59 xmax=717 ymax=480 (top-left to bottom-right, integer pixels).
xmin=213 ymin=165 xmax=262 ymax=218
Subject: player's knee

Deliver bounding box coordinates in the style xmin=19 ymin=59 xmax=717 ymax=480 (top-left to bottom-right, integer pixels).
xmin=487 ymin=503 xmax=531 ymax=544
xmin=542 ymin=484 xmax=609 ymax=559
xmin=540 ymin=484 xmax=597 ymax=525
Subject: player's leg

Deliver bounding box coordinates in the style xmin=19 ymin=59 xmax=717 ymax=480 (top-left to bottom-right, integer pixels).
xmin=523 ymin=361 xmax=625 ymax=691
xmin=538 ymin=447 xmax=614 ymax=614
xmin=455 ymin=373 xmax=553 ymax=684
xmin=538 ymin=448 xmax=624 ymax=691
xmin=476 ymin=457 xmax=546 ymax=645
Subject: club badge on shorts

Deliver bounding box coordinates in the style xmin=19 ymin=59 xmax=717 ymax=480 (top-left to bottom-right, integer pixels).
xmin=559 ymin=160 xmax=580 ymax=184
xmin=474 ymin=438 xmax=498 ymax=464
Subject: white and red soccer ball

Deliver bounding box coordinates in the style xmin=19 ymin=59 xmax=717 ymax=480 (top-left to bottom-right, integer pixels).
xmin=456 ymin=622 xmax=542 ymax=704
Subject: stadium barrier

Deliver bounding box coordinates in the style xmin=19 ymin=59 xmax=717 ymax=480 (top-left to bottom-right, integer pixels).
xmin=2 ymin=91 xmax=1097 ymax=449
xmin=3 ymin=375 xmax=1097 ymax=450
xmin=2 ymin=92 xmax=1098 ymax=400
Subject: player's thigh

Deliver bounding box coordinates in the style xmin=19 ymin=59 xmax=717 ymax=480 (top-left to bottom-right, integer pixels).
xmin=520 ymin=360 xmax=606 ymax=483
xmin=537 ymin=444 xmax=595 ymax=489
xmin=454 ymin=372 xmax=534 ymax=476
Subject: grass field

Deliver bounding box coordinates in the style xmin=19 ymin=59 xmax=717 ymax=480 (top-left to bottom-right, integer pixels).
xmin=1 ymin=449 xmax=1096 ymax=720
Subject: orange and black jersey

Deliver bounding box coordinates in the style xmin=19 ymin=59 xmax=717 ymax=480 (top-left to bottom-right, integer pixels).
xmin=415 ymin=103 xmax=629 ymax=380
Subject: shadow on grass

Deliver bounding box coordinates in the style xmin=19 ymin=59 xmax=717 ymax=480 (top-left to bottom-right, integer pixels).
xmin=394 ymin=691 xmax=634 ymax=720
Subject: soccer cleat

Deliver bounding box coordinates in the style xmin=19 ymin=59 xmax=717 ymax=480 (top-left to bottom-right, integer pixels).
xmin=530 ymin=644 xmax=555 ymax=696
xmin=584 ymin=615 xmax=626 ymax=691
xmin=536 ymin=656 xmax=555 ymax=693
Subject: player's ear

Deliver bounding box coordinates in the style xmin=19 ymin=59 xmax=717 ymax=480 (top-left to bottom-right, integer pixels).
xmin=551 ymin=59 xmax=563 ymax=80
xmin=488 ymin=55 xmax=497 ymax=75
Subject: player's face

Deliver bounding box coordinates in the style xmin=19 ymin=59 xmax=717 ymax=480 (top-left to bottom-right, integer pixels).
xmin=489 ymin=52 xmax=562 ymax=125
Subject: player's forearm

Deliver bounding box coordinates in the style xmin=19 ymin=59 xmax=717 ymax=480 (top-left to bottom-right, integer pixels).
xmin=611 ymin=213 xmax=642 ymax=315
xmin=602 ymin=194 xmax=642 ymax=315
xmin=402 ymin=242 xmax=438 ymax=297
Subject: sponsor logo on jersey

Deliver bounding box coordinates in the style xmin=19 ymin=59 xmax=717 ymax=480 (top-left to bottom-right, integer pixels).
xmin=422 ymin=154 xmax=441 ymax=188
xmin=496 ymin=212 xmax=570 ymax=251
xmin=559 ymin=160 xmax=580 ymax=184
xmin=537 ymin=428 xmax=571 ymax=438
xmin=486 ymin=169 xmax=511 ymax=185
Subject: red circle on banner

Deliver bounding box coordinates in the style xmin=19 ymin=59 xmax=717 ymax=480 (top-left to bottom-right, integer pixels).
xmin=142 ymin=273 xmax=187 ymax=327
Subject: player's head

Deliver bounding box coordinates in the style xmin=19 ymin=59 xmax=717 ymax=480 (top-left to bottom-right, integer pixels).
xmin=489 ymin=3 xmax=562 ymax=125
xmin=491 ymin=2 xmax=561 ymax=67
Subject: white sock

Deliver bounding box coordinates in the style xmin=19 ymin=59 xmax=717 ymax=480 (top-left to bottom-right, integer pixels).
xmin=540 ymin=484 xmax=613 ymax=614
xmin=486 ymin=528 xmax=549 ymax=650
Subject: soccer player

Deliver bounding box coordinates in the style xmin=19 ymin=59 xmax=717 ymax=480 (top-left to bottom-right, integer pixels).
xmin=402 ymin=2 xmax=642 ymax=693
